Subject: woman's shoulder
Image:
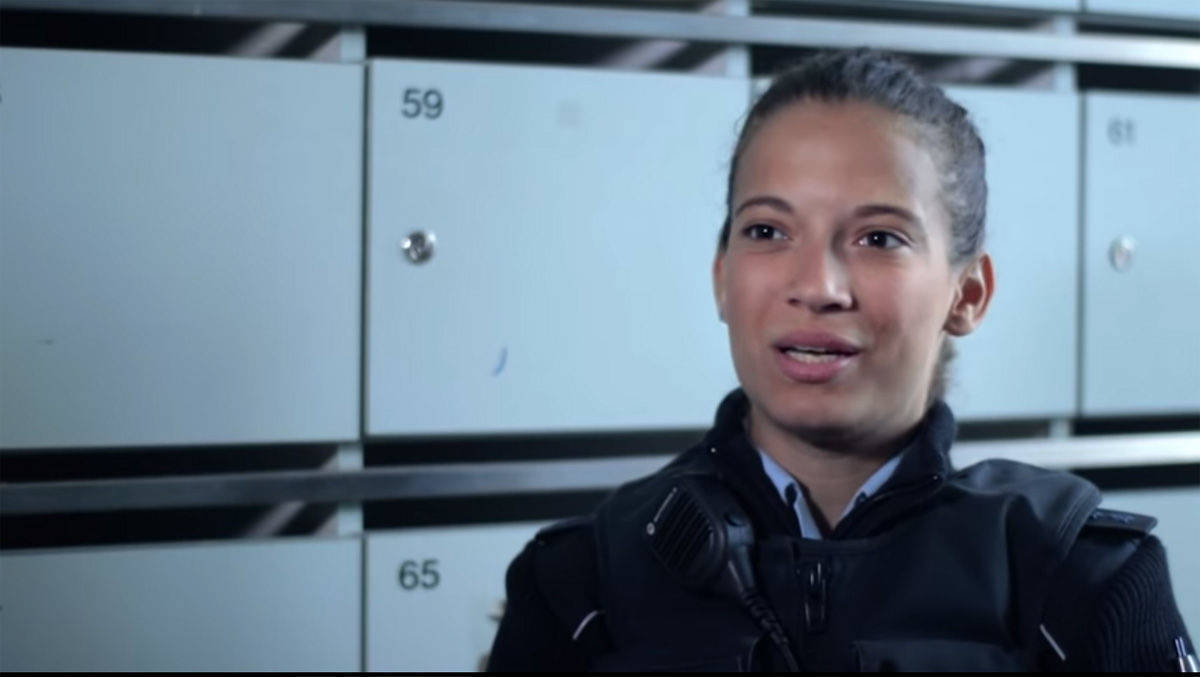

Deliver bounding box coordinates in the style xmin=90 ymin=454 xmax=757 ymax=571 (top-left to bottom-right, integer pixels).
xmin=949 ymin=456 xmax=1091 ymax=490
xmin=946 ymin=457 xmax=1102 ymax=512
xmin=1041 ymin=519 xmax=1190 ymax=670
xmin=935 ymin=459 xmax=1102 ymax=560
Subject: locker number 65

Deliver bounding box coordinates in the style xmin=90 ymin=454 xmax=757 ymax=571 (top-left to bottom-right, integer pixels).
xmin=402 ymin=88 xmax=444 ymax=119
xmin=399 ymin=559 xmax=441 ymax=590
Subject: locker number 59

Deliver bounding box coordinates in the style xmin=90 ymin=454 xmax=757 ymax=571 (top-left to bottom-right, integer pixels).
xmin=398 ymin=559 xmax=441 ymax=590
xmin=402 ymin=88 xmax=444 ymax=119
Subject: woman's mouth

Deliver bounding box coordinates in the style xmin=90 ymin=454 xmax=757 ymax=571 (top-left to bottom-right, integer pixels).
xmin=781 ymin=346 xmax=847 ymax=364
xmin=773 ymin=343 xmax=859 ymax=383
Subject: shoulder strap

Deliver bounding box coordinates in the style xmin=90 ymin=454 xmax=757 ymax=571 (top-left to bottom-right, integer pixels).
xmin=1038 ymin=508 xmax=1156 ymax=668
xmin=1083 ymin=507 xmax=1157 ymax=536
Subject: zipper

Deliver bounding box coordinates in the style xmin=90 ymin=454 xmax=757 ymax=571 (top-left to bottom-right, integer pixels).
xmin=793 ymin=475 xmax=943 ymax=638
xmin=801 ymin=558 xmax=828 ymax=634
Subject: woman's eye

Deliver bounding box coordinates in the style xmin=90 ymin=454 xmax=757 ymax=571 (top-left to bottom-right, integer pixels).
xmin=743 ymin=224 xmax=782 ymax=240
xmin=859 ymin=230 xmax=905 ymax=249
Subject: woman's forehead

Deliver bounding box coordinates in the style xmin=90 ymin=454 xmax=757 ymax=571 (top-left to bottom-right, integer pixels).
xmin=733 ymin=101 xmax=942 ymax=211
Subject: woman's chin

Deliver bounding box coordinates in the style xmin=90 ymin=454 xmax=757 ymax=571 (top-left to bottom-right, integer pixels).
xmin=752 ymin=388 xmax=873 ymax=441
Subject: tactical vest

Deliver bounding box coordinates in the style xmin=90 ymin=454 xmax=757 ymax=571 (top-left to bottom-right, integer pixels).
xmin=584 ymin=448 xmax=1102 ymax=672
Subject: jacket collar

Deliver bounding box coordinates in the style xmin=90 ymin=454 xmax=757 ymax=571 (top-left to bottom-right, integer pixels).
xmin=698 ymin=388 xmax=957 ymax=538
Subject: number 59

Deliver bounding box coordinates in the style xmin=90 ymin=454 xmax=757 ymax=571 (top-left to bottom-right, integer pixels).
xmin=402 ymin=88 xmax=444 ymax=119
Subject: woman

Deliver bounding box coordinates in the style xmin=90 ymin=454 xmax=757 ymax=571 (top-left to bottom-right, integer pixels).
xmin=487 ymin=49 xmax=1193 ymax=672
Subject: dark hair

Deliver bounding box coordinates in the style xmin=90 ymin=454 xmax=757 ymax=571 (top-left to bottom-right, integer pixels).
xmin=719 ymin=49 xmax=987 ymax=402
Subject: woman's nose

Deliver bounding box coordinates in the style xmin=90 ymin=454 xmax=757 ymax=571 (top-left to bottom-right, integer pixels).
xmin=786 ymin=244 xmax=853 ymax=313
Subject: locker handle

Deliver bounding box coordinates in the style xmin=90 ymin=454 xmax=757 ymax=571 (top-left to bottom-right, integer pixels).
xmin=1109 ymin=236 xmax=1136 ymax=273
xmin=401 ymin=231 xmax=436 ymax=264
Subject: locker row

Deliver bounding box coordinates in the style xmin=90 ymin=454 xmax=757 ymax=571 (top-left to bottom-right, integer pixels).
xmin=2 ymin=484 xmax=1197 ymax=671
xmin=2 ymin=46 xmax=1198 ymax=450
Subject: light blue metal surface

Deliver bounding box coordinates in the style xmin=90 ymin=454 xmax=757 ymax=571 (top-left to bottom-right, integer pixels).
xmin=943 ymin=87 xmax=1079 ymax=420
xmin=366 ymin=59 xmax=742 ymax=436
xmin=365 ymin=521 xmax=548 ymax=670
xmin=1085 ymin=0 xmax=1200 ymax=21
xmin=1082 ymin=92 xmax=1200 ymax=415
xmin=0 ymin=47 xmax=363 ymax=448
xmin=0 ymin=537 xmax=361 ymax=670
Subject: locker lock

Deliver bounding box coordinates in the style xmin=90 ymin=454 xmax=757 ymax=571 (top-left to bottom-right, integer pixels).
xmin=1108 ymin=236 xmax=1136 ymax=273
xmin=400 ymin=231 xmax=436 ymax=264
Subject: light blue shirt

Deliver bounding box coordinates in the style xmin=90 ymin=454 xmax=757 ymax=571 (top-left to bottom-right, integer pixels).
xmin=757 ymin=447 xmax=903 ymax=540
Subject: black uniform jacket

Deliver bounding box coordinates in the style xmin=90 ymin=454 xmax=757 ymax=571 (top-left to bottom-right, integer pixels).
xmin=488 ymin=389 xmax=1193 ymax=672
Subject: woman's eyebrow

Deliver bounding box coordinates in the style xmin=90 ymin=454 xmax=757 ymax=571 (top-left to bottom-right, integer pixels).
xmin=853 ymin=203 xmax=922 ymax=230
xmin=733 ymin=195 xmax=793 ymax=216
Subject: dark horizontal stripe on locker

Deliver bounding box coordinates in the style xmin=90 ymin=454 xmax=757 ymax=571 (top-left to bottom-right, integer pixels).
xmin=365 ymin=428 xmax=707 ymax=465
xmin=0 ymin=504 xmax=336 ymax=550
xmin=955 ymin=413 xmax=1200 ymax=441
xmin=4 ymin=0 xmax=1200 ymax=68
xmin=6 ymin=443 xmax=1199 ymax=516
xmin=0 ymin=491 xmax=612 ymax=549
xmin=1072 ymin=463 xmax=1200 ymax=491
xmin=0 ymin=9 xmax=322 ymax=57
xmin=6 ymin=10 xmax=1198 ymax=94
xmin=0 ymin=444 xmax=339 ymax=482
xmin=1074 ymin=413 xmax=1200 ymax=436
xmin=0 ymin=455 xmax=673 ymax=515
xmin=364 ymin=489 xmax=611 ymax=530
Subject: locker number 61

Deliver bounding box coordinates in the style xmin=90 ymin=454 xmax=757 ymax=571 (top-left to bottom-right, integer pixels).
xmin=402 ymin=88 xmax=444 ymax=119
xmin=399 ymin=559 xmax=441 ymax=590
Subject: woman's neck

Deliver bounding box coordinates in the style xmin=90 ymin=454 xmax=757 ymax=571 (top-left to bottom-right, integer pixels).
xmin=746 ymin=403 xmax=920 ymax=530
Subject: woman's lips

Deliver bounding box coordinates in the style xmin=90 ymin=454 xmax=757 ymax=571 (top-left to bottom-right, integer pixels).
xmin=774 ymin=346 xmax=857 ymax=383
xmin=772 ymin=330 xmax=861 ymax=354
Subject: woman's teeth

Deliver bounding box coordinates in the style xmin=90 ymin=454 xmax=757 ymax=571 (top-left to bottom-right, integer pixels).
xmin=783 ymin=348 xmax=842 ymax=364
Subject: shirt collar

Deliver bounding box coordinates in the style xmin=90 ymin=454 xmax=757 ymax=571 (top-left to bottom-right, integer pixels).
xmin=698 ymin=388 xmax=957 ymax=539
xmin=756 ymin=445 xmax=904 ymax=540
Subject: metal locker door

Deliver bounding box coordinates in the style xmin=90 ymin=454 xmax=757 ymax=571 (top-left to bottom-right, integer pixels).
xmin=942 ymin=87 xmax=1080 ymax=420
xmin=365 ymin=521 xmax=549 ymax=670
xmin=366 ymin=60 xmax=743 ymax=436
xmin=1083 ymin=92 xmax=1200 ymax=415
xmin=0 ymin=47 xmax=362 ymax=449
xmin=0 ymin=538 xmax=362 ymax=671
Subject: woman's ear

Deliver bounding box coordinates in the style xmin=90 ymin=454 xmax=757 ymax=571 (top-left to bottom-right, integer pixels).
xmin=712 ymin=252 xmax=727 ymax=324
xmin=944 ymin=253 xmax=994 ymax=337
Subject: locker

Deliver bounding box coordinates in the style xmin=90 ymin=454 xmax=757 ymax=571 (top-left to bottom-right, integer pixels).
xmin=1082 ymin=93 xmax=1200 ymax=415
xmin=942 ymin=87 xmax=1079 ymax=420
xmin=366 ymin=60 xmax=742 ymax=436
xmin=0 ymin=538 xmax=361 ymax=671
xmin=365 ymin=521 xmax=549 ymax=671
xmin=1099 ymin=487 xmax=1200 ymax=638
xmin=0 ymin=47 xmax=362 ymax=448
xmin=1085 ymin=0 xmax=1200 ymax=20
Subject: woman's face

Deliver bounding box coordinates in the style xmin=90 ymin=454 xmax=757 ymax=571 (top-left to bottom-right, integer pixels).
xmin=713 ymin=100 xmax=991 ymax=448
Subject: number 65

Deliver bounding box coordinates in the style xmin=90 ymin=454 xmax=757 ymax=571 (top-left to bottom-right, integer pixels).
xmin=398 ymin=558 xmax=440 ymax=590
